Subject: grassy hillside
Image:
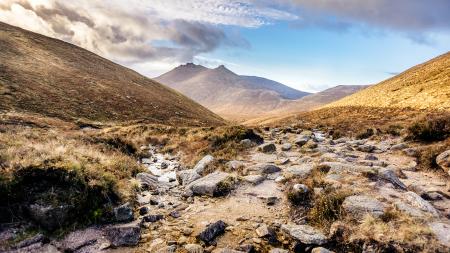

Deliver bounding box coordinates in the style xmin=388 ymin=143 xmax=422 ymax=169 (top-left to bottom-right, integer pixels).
xmin=326 ymin=52 xmax=450 ymax=110
xmin=0 ymin=22 xmax=224 ymax=126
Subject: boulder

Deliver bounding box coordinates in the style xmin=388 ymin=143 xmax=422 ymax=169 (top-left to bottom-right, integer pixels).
xmin=104 ymin=220 xmax=141 ymax=247
xmin=281 ymin=224 xmax=328 ymax=245
xmin=194 ymin=155 xmax=215 ymax=175
xmin=246 ymin=164 xmax=281 ymax=175
xmin=259 ymin=143 xmax=276 ymax=153
xmin=27 ymin=203 xmax=72 ymax=231
xmin=281 ymin=143 xmax=292 ymax=151
xmin=436 ymin=150 xmax=450 ymax=175
xmin=285 ymin=164 xmax=313 ymax=179
xmin=402 ymin=191 xmax=439 ymax=217
xmin=143 ymin=214 xmax=164 ymax=222
xmin=55 ymin=227 xmax=106 ymax=252
xmin=295 ymin=135 xmax=310 ymax=146
xmin=187 ymin=172 xmax=236 ymax=197
xmin=114 ymin=203 xmax=134 ymax=222
xmin=342 ymin=195 xmax=386 ymax=219
xmin=197 ymin=220 xmax=227 ymax=245
xmin=177 ymin=169 xmax=201 ymax=186
xmin=243 ymin=175 xmax=265 ymax=185
xmin=429 ymin=222 xmax=450 ymax=247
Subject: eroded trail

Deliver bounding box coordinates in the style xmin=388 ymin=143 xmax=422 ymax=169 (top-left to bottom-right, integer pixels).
xmin=5 ymin=128 xmax=449 ymax=253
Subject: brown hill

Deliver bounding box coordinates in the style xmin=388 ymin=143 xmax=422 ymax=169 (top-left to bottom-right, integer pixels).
xmin=325 ymin=52 xmax=450 ymax=110
xmin=155 ymin=63 xmax=310 ymax=121
xmin=0 ymin=22 xmax=224 ymax=126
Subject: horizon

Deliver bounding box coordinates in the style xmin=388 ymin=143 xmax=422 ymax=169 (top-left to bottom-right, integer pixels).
xmin=1 ymin=1 xmax=449 ymax=92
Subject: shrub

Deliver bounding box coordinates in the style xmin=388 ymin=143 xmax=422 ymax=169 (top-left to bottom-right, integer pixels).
xmin=356 ymin=128 xmax=375 ymax=139
xmin=307 ymin=188 xmax=350 ymax=229
xmin=414 ymin=142 xmax=450 ymax=171
xmin=385 ymin=124 xmax=403 ymax=136
xmin=407 ymin=114 xmax=450 ymax=142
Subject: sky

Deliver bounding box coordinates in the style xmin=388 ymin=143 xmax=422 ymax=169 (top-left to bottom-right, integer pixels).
xmin=1 ymin=0 xmax=449 ymax=92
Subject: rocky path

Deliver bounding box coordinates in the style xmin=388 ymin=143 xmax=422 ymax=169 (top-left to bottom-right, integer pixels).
xmin=4 ymin=128 xmax=450 ymax=252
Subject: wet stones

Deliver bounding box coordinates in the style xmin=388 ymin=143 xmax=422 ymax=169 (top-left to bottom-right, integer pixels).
xmin=342 ymin=195 xmax=386 ymax=219
xmin=281 ymin=224 xmax=328 ymax=245
xmin=187 ymin=172 xmax=236 ymax=197
xmin=114 ymin=202 xmax=134 ymax=222
xmin=259 ymin=143 xmax=276 ymax=153
xmin=104 ymin=220 xmax=141 ymax=247
xmin=197 ymin=220 xmax=227 ymax=245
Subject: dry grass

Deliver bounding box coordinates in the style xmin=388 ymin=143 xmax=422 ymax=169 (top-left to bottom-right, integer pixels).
xmin=407 ymin=113 xmax=450 ymax=142
xmin=0 ymin=22 xmax=224 ymax=126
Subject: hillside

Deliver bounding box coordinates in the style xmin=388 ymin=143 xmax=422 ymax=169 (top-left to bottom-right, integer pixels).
xmin=325 ymin=52 xmax=450 ymax=110
xmin=0 ymin=22 xmax=224 ymax=126
xmin=155 ymin=63 xmax=310 ymax=120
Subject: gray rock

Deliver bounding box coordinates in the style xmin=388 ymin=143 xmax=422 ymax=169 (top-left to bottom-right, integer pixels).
xmin=139 ymin=206 xmax=149 ymax=216
xmin=55 ymin=227 xmax=106 ymax=253
xmin=27 ymin=203 xmax=72 ymax=231
xmin=391 ymin=143 xmax=408 ymax=151
xmin=246 ymin=164 xmax=281 ymax=175
xmin=356 ymin=144 xmax=376 ymax=153
xmin=295 ymin=135 xmax=310 ymax=146
xmin=243 ymin=175 xmax=265 ymax=185
xmin=240 ymin=139 xmax=254 ymax=148
xmin=13 ymin=234 xmax=47 ymax=249
xmin=364 ymin=154 xmax=378 ymax=160
xmin=114 ymin=203 xmax=134 ymax=222
xmin=402 ymin=191 xmax=439 ymax=217
xmin=197 ymin=220 xmax=227 ymax=245
xmin=188 ymin=172 xmax=236 ymax=197
xmin=136 ymin=172 xmax=159 ymax=190
xmin=259 ymin=143 xmax=276 ymax=153
xmin=429 ymin=222 xmax=450 ymax=247
xmin=281 ymin=224 xmax=328 ymax=245
xmin=378 ymin=168 xmax=407 ymax=190
xmin=194 ymin=155 xmax=215 ymax=175
xmin=342 ymin=195 xmax=386 ymax=219
xmin=185 ymin=244 xmax=204 ymax=253
xmin=104 ymin=220 xmax=141 ymax=247
xmin=143 ymin=214 xmax=164 ymax=222
xmin=285 ymin=164 xmax=313 ymax=178
xmin=177 ymin=169 xmax=201 ymax=186
xmin=281 ymin=143 xmax=292 ymax=151
xmin=436 ymin=150 xmax=450 ymax=175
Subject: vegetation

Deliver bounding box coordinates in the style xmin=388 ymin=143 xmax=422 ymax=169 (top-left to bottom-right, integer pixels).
xmin=307 ymin=188 xmax=350 ymax=229
xmin=407 ymin=113 xmax=450 ymax=142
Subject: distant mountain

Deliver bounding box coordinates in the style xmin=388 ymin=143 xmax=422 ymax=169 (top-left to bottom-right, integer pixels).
xmin=155 ymin=64 xmax=310 ymax=120
xmin=0 ymin=22 xmax=224 ymax=126
xmin=271 ymin=85 xmax=369 ymax=114
xmin=326 ymin=52 xmax=450 ymax=110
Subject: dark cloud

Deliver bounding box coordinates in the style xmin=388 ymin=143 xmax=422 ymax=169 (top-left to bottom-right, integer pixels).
xmin=283 ymin=0 xmax=450 ymax=32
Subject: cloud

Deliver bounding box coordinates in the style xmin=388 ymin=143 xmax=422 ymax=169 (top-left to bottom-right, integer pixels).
xmin=283 ymin=0 xmax=450 ymax=33
xmin=0 ymin=0 xmax=296 ymax=66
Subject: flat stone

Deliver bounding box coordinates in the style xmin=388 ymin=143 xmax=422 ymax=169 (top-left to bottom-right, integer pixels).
xmin=104 ymin=220 xmax=141 ymax=247
xmin=285 ymin=164 xmax=313 ymax=178
xmin=429 ymin=222 xmax=450 ymax=247
xmin=402 ymin=191 xmax=439 ymax=217
xmin=243 ymin=175 xmax=265 ymax=185
xmin=259 ymin=143 xmax=276 ymax=153
xmin=342 ymin=195 xmax=386 ymax=219
xmin=378 ymin=168 xmax=407 ymax=190
xmin=281 ymin=224 xmax=328 ymax=245
xmin=246 ymin=164 xmax=281 ymax=175
xmin=177 ymin=169 xmax=201 ymax=186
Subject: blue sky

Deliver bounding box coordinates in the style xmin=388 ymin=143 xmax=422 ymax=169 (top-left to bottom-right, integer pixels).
xmin=1 ymin=0 xmax=449 ymax=92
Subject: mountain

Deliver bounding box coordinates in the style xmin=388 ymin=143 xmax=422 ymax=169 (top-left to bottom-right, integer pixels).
xmin=0 ymin=22 xmax=224 ymax=126
xmin=270 ymin=85 xmax=369 ymax=114
xmin=155 ymin=63 xmax=310 ymax=120
xmin=325 ymin=52 xmax=450 ymax=110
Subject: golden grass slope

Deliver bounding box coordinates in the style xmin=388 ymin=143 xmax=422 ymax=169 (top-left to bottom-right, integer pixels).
xmin=0 ymin=22 xmax=224 ymax=126
xmin=325 ymin=52 xmax=450 ymax=110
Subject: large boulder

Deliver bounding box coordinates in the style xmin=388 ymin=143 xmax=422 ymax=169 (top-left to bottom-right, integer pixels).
xmin=197 ymin=220 xmax=227 ymax=245
xmin=136 ymin=172 xmax=159 ymax=190
xmin=104 ymin=220 xmax=141 ymax=247
xmin=177 ymin=169 xmax=201 ymax=186
xmin=113 ymin=202 xmax=134 ymax=222
xmin=402 ymin=191 xmax=439 ymax=217
xmin=27 ymin=203 xmax=72 ymax=231
xmin=187 ymin=172 xmax=236 ymax=197
xmin=194 ymin=155 xmax=215 ymax=175
xmin=246 ymin=164 xmax=281 ymax=175
xmin=436 ymin=150 xmax=450 ymax=175
xmin=281 ymin=224 xmax=328 ymax=245
xmin=342 ymin=195 xmax=386 ymax=219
